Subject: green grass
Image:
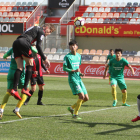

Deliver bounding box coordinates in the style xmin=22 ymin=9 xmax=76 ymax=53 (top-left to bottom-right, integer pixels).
xmin=0 ymin=75 xmax=140 ymax=140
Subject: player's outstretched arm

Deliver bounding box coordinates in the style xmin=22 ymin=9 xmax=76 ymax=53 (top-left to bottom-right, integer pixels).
xmin=103 ymin=65 xmax=109 ymax=79
xmin=128 ymin=65 xmax=135 ymax=76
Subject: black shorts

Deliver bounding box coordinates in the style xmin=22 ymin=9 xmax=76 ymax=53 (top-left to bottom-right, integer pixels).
xmin=30 ymin=76 xmax=45 ymax=86
xmin=12 ymin=38 xmax=33 ymax=59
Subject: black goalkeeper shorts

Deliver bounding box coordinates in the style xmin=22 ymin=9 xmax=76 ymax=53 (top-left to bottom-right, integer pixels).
xmin=30 ymin=76 xmax=45 ymax=86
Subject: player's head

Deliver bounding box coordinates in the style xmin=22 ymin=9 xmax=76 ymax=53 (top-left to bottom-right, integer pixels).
xmin=69 ymin=40 xmax=78 ymax=53
xmin=110 ymin=49 xmax=114 ymax=55
xmin=42 ymin=23 xmax=56 ymax=36
xmin=115 ymin=48 xmax=123 ymax=58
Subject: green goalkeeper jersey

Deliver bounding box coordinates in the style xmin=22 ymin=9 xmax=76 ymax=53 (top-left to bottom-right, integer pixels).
xmin=63 ymin=52 xmax=81 ymax=81
xmin=108 ymin=58 xmax=129 ymax=78
xmin=107 ymin=54 xmax=116 ymax=61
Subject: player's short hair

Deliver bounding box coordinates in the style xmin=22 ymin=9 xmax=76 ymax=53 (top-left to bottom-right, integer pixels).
xmin=115 ymin=48 xmax=123 ymax=54
xmin=110 ymin=49 xmax=113 ymax=52
xmin=69 ymin=40 xmax=78 ymax=46
xmin=42 ymin=23 xmax=56 ymax=32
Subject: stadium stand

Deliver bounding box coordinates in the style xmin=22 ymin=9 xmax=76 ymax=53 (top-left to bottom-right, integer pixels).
xmin=127 ymin=57 xmax=133 ymax=63
xmin=95 ymin=50 xmax=102 ymax=55
xmin=89 ymin=49 xmax=96 ymax=55
xmin=59 ymin=55 xmax=65 ymax=60
xmin=52 ymin=55 xmax=59 ymax=60
xmin=44 ymin=48 xmax=50 ymax=54
xmin=92 ymin=56 xmax=99 ymax=61
xmin=47 ymin=54 xmax=53 ymax=60
xmin=63 ymin=49 xmax=69 ymax=54
xmin=56 ymin=49 xmax=63 ymax=54
xmin=82 ymin=49 xmax=89 ymax=54
xmin=50 ymin=48 xmax=56 ymax=54
xmin=77 ymin=49 xmax=83 ymax=54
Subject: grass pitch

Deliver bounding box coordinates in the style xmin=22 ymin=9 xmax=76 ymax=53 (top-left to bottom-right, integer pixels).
xmin=0 ymin=75 xmax=140 ymax=140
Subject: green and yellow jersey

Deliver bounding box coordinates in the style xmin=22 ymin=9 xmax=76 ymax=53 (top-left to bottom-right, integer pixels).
xmin=107 ymin=54 xmax=116 ymax=61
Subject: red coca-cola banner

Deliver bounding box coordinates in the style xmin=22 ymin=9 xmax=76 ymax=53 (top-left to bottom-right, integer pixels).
xmin=42 ymin=63 xmax=140 ymax=78
xmin=75 ymin=24 xmax=140 ymax=37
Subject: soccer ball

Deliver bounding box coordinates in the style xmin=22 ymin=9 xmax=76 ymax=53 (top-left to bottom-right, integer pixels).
xmin=74 ymin=17 xmax=84 ymax=27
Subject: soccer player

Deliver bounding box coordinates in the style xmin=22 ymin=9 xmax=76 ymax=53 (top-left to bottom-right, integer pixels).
xmin=11 ymin=23 xmax=55 ymax=100
xmin=105 ymin=49 xmax=116 ymax=84
xmin=131 ymin=95 xmax=140 ymax=122
xmin=24 ymin=47 xmax=49 ymax=106
xmin=103 ymin=48 xmax=135 ymax=107
xmin=0 ymin=46 xmax=38 ymax=119
xmin=63 ymin=40 xmax=89 ymax=119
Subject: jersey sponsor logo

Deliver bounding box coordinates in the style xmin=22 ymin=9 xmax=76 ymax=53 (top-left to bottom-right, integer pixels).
xmin=76 ymin=85 xmax=81 ymax=91
xmin=40 ymin=35 xmax=44 ymax=40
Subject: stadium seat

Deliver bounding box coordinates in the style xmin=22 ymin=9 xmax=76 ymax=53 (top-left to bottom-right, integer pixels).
xmin=91 ymin=18 xmax=97 ymax=23
xmin=127 ymin=57 xmax=133 ymax=63
xmin=126 ymin=13 xmax=132 ymax=18
xmin=24 ymin=12 xmax=31 ymax=17
xmin=18 ymin=7 xmax=23 ymax=11
xmin=23 ymin=7 xmax=29 ymax=11
xmin=129 ymin=51 xmax=137 ymax=56
xmin=47 ymin=54 xmax=53 ymax=60
xmin=0 ymin=12 xmax=2 ymax=16
xmin=102 ymin=2 xmax=107 ymax=7
xmin=16 ymin=2 xmax=21 ymax=6
xmin=10 ymin=2 xmax=16 ymax=6
xmin=89 ymin=2 xmax=95 ymax=7
xmin=92 ymin=56 xmax=99 ymax=61
xmin=82 ymin=13 xmax=88 ymax=17
xmin=59 ymin=55 xmax=65 ymax=60
xmin=108 ymin=2 xmax=114 ymax=7
xmin=9 ymin=17 xmax=15 ymax=22
xmin=63 ymin=49 xmax=69 ymax=54
xmin=2 ymin=12 xmax=8 ymax=17
xmin=52 ymin=55 xmax=59 ymax=60
xmin=85 ymin=55 xmax=93 ymax=61
xmin=56 ymin=49 xmax=63 ymax=54
xmin=129 ymin=19 xmax=136 ymax=24
xmin=0 ymin=2 xmax=4 ymax=6
xmin=12 ymin=7 xmax=17 ymax=12
xmin=95 ymin=50 xmax=102 ymax=55
xmin=129 ymin=8 xmax=135 ymax=12
xmin=114 ymin=2 xmax=120 ymax=7
xmin=92 ymin=7 xmax=98 ymax=12
xmin=85 ymin=7 xmax=92 ymax=12
xmin=132 ymin=2 xmax=138 ymax=7
xmin=0 ymin=53 xmax=4 ymax=58
xmin=96 ymin=2 xmax=102 ymax=7
xmin=3 ymin=18 xmax=9 ymax=22
xmin=122 ymin=50 xmax=129 ymax=56
xmin=97 ymin=18 xmax=104 ymax=23
xmin=98 ymin=7 xmax=104 ymax=12
xmin=77 ymin=49 xmax=83 ymax=54
xmin=107 ymin=13 xmax=113 ymax=18
xmin=94 ymin=13 xmax=101 ymax=18
xmin=117 ymin=8 xmax=123 ymax=12
xmin=7 ymin=12 xmax=13 ymax=17
xmin=116 ymin=18 xmax=122 ymax=24
xmin=113 ymin=13 xmax=120 ymax=18
xmin=0 ymin=17 xmax=3 ymax=22
xmin=32 ymin=2 xmax=38 ymax=6
xmin=21 ymin=18 xmax=27 ymax=22
xmin=132 ymin=13 xmax=138 ymax=18
xmin=135 ymin=8 xmax=140 ymax=12
xmin=103 ymin=18 xmax=110 ymax=24
xmin=0 ymin=7 xmax=6 ymax=11
xmin=126 ymin=2 xmax=132 ymax=7
xmin=122 ymin=8 xmax=129 ymax=12
xmin=90 ymin=49 xmax=96 ymax=55
xmin=133 ymin=57 xmax=139 ymax=63
xmin=19 ymin=12 xmax=25 ymax=17
xmin=50 ymin=48 xmax=56 ymax=53
xmin=122 ymin=19 xmax=129 ymax=24
xmin=119 ymin=13 xmax=126 ymax=18
xmin=122 ymin=56 xmax=126 ymax=59
xmin=110 ymin=8 xmax=116 ymax=12
xmin=104 ymin=8 xmax=110 ymax=12
xmin=82 ymin=49 xmax=89 ymax=54
xmin=27 ymin=2 xmax=33 ymax=6
xmin=7 ymin=7 xmax=12 ymax=11
xmin=85 ymin=18 xmax=91 ymax=23
xmin=100 ymin=13 xmax=107 ymax=18
xmin=89 ymin=13 xmax=95 ymax=18
xmin=102 ymin=50 xmax=109 ymax=55
xmin=99 ymin=56 xmax=106 ymax=62
xmin=136 ymin=19 xmax=140 ymax=24
xmin=15 ymin=17 xmax=21 ymax=22
xmin=29 ymin=7 xmax=34 ymax=12
xmin=13 ymin=12 xmax=19 ymax=17
xmin=4 ymin=2 xmax=10 ymax=6
xmin=44 ymin=48 xmax=50 ymax=53
xmin=21 ymin=2 xmax=27 ymax=6
xmin=0 ymin=47 xmax=2 ymax=52
xmin=109 ymin=19 xmax=116 ymax=24
xmin=2 ymin=47 xmax=8 ymax=52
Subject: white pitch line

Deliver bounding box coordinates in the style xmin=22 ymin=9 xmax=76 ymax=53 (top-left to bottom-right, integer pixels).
xmin=0 ymin=104 xmax=137 ymax=124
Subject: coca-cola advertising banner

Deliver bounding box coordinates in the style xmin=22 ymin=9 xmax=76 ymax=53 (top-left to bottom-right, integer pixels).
xmin=48 ymin=0 xmax=74 ymax=8
xmin=42 ymin=63 xmax=140 ymax=78
xmin=75 ymin=24 xmax=140 ymax=37
xmin=0 ymin=23 xmax=23 ymax=34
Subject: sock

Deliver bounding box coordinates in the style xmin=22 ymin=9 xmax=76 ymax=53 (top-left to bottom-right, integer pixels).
xmin=71 ymin=100 xmax=87 ymax=109
xmin=25 ymin=90 xmax=34 ymax=102
xmin=24 ymin=66 xmax=33 ymax=90
xmin=13 ymin=69 xmax=22 ymax=90
xmin=109 ymin=75 xmax=111 ymax=83
xmin=16 ymin=94 xmax=27 ymax=109
xmin=1 ymin=92 xmax=11 ymax=109
xmin=74 ymin=99 xmax=83 ymax=115
xmin=122 ymin=91 xmax=127 ymax=104
xmin=137 ymin=98 xmax=140 ymax=117
xmin=112 ymin=86 xmax=117 ymax=100
xmin=38 ymin=90 xmax=43 ymax=102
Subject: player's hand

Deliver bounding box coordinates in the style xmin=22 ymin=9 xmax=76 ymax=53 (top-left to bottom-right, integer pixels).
xmin=132 ymin=72 xmax=135 ymax=76
xmin=44 ymin=58 xmax=50 ymax=68
xmin=80 ymin=73 xmax=85 ymax=77
xmin=105 ymin=64 xmax=108 ymax=67
xmin=46 ymin=70 xmax=50 ymax=74
xmin=34 ymin=71 xmax=38 ymax=75
xmin=73 ymin=68 xmax=81 ymax=72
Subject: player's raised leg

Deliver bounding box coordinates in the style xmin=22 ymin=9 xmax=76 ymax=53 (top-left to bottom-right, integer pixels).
xmin=131 ymin=95 xmax=140 ymax=122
